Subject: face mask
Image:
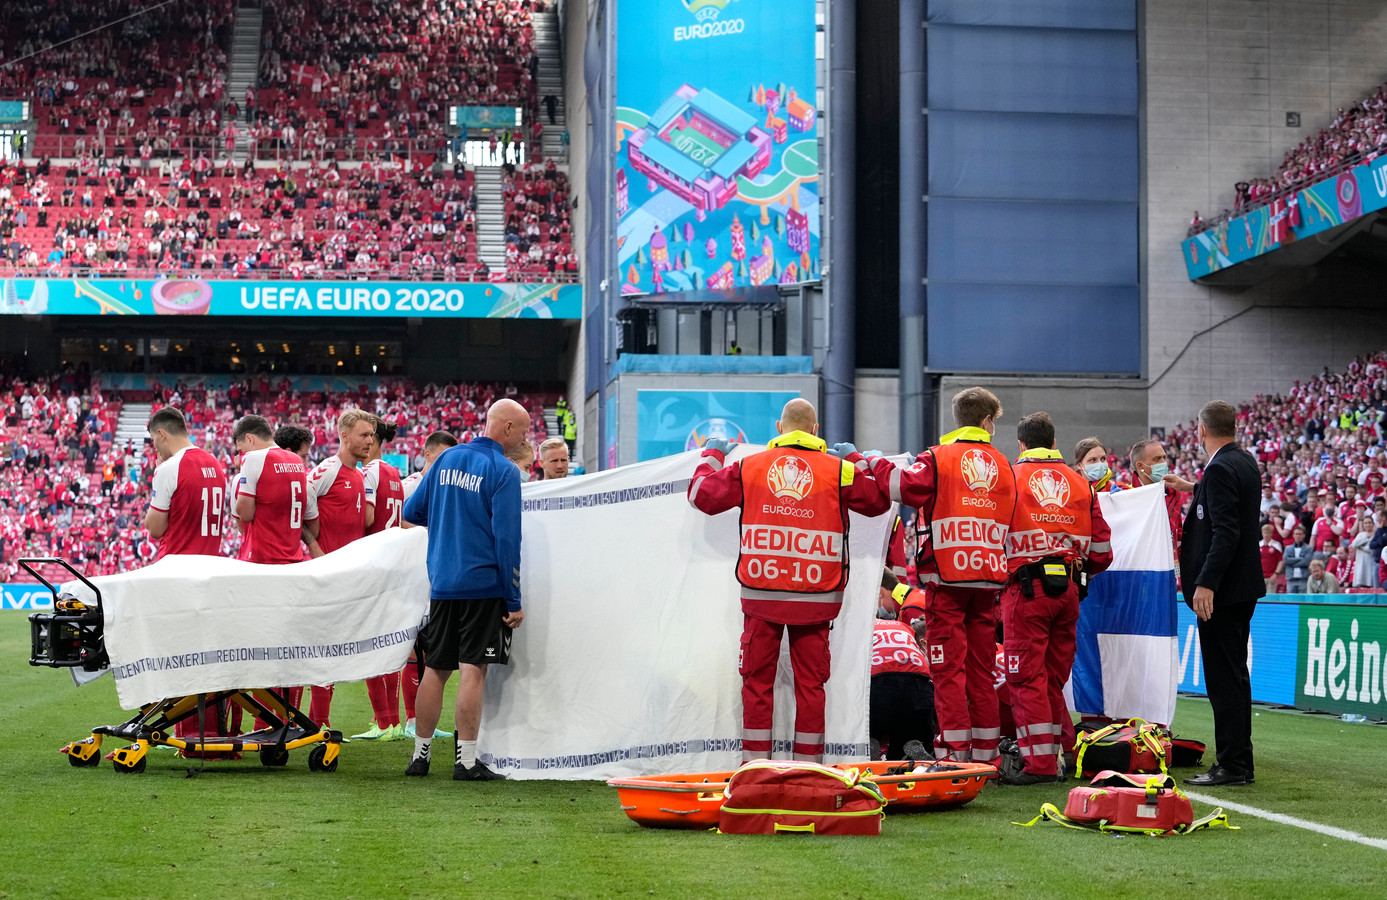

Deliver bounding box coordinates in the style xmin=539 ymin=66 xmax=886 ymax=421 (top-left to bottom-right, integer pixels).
xmin=1083 ymin=462 xmax=1109 ymax=483
xmin=1148 ymin=462 xmax=1169 ymax=480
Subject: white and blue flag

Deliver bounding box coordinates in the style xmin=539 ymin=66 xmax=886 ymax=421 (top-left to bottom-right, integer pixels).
xmin=1067 ymin=483 xmax=1180 ymax=726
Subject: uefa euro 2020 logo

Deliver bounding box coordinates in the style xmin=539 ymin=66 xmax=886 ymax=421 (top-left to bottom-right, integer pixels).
xmin=1028 ymin=469 xmax=1071 ymax=509
xmin=959 ymin=448 xmax=998 ymax=493
xmin=675 ymin=0 xmax=744 ymax=41
xmin=767 ymin=455 xmax=814 ymax=502
xmin=682 ymin=0 xmax=736 ymax=21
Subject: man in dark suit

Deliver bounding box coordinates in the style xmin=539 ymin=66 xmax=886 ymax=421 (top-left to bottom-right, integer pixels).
xmin=1165 ymin=400 xmax=1264 ymax=786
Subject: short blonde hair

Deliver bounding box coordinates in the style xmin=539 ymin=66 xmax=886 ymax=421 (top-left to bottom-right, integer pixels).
xmin=538 ymin=437 xmax=568 ymax=459
xmin=337 ymin=407 xmax=375 ymax=436
xmin=507 ymin=439 xmax=535 ymax=464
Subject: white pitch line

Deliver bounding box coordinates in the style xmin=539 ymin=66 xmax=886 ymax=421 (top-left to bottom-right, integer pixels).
xmin=1185 ymin=791 xmax=1387 ymax=851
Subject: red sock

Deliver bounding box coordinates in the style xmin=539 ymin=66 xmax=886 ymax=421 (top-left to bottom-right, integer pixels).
xmin=309 ymin=684 xmax=334 ymax=728
xmin=366 ymin=675 xmax=391 ymax=728
xmin=402 ymin=659 xmax=419 ymax=721
xmin=384 ymin=671 xmax=401 ymax=727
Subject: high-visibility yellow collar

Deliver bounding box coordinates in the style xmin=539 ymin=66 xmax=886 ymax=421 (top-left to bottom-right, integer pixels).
xmin=767 ymin=430 xmax=825 ymax=452
xmin=1019 ymin=447 xmax=1064 ymax=461
xmin=1092 ymin=470 xmax=1113 ymax=491
xmin=941 ymin=426 xmax=992 ymax=445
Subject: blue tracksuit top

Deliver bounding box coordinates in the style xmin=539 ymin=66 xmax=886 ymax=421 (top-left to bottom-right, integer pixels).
xmin=402 ymin=436 xmax=522 ymax=610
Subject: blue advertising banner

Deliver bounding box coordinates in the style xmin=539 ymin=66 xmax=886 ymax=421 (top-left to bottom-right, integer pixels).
xmin=452 ymin=106 xmax=521 ymax=128
xmin=2 ymin=584 xmax=54 ymax=611
xmin=636 ymin=389 xmax=799 ymax=461
xmin=1176 ymin=600 xmax=1299 ymax=707
xmin=1182 ymin=154 xmax=1387 ymax=279
xmin=0 ymin=101 xmax=26 ymax=122
xmin=0 ymin=277 xmax=582 ymax=319
xmin=616 ymin=0 xmax=819 ymax=296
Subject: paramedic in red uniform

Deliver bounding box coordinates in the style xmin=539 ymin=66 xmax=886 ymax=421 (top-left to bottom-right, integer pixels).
xmin=688 ymin=398 xmax=890 ymax=763
xmin=866 ymin=387 xmax=1016 ymax=765
xmin=144 ymin=406 xmax=230 ymax=752
xmin=1001 ymin=412 xmax=1113 ymax=784
xmin=870 ymin=570 xmax=935 ymax=760
xmin=302 ymin=408 xmax=374 ymax=727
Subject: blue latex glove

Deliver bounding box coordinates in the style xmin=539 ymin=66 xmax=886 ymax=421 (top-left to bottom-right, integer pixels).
xmin=827 ymin=442 xmax=859 ymax=459
xmin=702 ymin=437 xmax=734 ymax=455
xmin=862 ymin=450 xmax=885 ymax=462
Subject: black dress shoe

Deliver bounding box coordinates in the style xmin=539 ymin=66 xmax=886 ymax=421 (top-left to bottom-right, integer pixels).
xmin=1183 ymin=765 xmax=1246 ymax=787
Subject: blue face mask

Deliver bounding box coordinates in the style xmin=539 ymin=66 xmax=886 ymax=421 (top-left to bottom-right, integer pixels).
xmin=1148 ymin=462 xmax=1169 ymax=480
xmin=1083 ymin=462 xmax=1109 ymax=483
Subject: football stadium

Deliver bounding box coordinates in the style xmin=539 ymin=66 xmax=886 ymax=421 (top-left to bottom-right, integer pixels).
xmin=2 ymin=0 xmax=1386 ymax=896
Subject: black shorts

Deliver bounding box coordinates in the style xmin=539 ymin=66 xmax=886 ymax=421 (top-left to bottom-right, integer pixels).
xmin=420 ymin=597 xmax=512 ymax=670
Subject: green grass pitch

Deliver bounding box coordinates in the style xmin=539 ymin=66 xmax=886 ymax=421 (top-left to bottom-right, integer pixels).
xmin=2 ymin=613 xmax=1384 ymax=899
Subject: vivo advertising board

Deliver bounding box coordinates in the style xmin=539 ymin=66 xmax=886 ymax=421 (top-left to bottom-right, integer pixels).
xmin=2 ymin=584 xmax=55 ymax=611
xmin=0 ymin=278 xmax=582 ymax=319
xmin=615 ymin=0 xmax=819 ymax=296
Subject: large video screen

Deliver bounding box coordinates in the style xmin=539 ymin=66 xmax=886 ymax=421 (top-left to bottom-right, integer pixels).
xmin=615 ymin=0 xmax=819 ymax=297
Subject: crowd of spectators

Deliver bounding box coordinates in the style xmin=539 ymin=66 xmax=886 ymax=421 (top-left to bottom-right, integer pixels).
xmin=0 ymin=150 xmax=576 ymax=281
xmin=258 ymin=0 xmax=544 ymax=147
xmin=0 ymin=0 xmax=236 ymax=162
xmin=0 ymin=369 xmax=556 ymax=582
xmin=1191 ymin=81 xmax=1387 ymax=234
xmin=1145 ymin=352 xmax=1387 ymax=592
xmin=0 ymin=0 xmax=574 ymax=281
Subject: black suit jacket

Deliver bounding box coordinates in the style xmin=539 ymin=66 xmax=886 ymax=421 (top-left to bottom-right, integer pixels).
xmin=1180 ymin=442 xmax=1266 ymax=609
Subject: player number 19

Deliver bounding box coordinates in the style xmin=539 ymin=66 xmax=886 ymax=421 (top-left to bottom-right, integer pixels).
xmin=199 ymin=486 xmax=223 ymax=537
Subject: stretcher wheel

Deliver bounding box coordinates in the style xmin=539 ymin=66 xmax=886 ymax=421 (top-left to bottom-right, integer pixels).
xmin=307 ymin=745 xmax=337 ymax=773
xmin=259 ymin=746 xmax=289 ymax=767
xmin=113 ymin=756 xmax=146 ymax=775
xmin=68 ymin=750 xmax=100 ymax=768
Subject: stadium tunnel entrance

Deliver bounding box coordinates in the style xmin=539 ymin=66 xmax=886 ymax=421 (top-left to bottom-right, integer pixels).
xmin=0 ymin=315 xmax=577 ymax=390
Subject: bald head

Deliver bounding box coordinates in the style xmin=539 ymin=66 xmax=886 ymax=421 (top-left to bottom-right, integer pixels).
xmin=777 ymin=398 xmax=818 ymax=436
xmin=485 ymin=398 xmax=531 ymax=454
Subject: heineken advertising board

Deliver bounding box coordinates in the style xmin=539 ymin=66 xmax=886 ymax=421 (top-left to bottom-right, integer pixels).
xmin=1297 ymin=605 xmax=1387 ymax=718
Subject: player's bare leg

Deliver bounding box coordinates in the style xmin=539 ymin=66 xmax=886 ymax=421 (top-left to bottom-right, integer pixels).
xmin=405 ymin=666 xmax=452 ymax=776
xmin=453 ymin=663 xmax=501 ymax=780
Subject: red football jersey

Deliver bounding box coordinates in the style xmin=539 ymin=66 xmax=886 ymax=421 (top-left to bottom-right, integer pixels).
xmin=149 ymin=446 xmax=227 ymax=560
xmin=237 ymin=446 xmax=309 ymax=565
xmin=305 ymin=455 xmax=366 ymax=554
xmin=363 ymin=458 xmax=406 ymax=535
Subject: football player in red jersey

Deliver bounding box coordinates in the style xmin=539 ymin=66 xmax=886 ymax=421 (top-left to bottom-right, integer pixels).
xmin=302 ymin=408 xmax=373 ymax=728
xmin=233 ymin=415 xmax=315 ymax=564
xmin=273 ymin=423 xmax=315 ymax=464
xmin=145 ymin=406 xmax=232 ymax=754
xmin=145 ymin=406 xmax=227 ymax=561
xmin=234 ymin=414 xmax=314 ymax=734
xmin=352 ymin=418 xmax=409 ymax=741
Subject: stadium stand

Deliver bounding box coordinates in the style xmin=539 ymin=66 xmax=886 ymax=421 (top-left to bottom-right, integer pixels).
xmin=1189 ymin=80 xmax=1387 ymax=235
xmin=0 ymin=371 xmax=555 ymax=582
xmin=1110 ymin=353 xmax=1387 ymax=591
xmin=0 ymin=0 xmax=575 ymax=282
xmin=0 ymin=0 xmax=236 ymax=161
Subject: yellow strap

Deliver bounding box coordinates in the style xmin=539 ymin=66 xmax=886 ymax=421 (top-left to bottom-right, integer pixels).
xmin=773 ymin=822 xmax=816 ymax=834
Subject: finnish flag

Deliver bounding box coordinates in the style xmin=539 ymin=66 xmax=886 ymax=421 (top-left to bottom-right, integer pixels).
xmin=1067 ymin=482 xmax=1180 ymax=726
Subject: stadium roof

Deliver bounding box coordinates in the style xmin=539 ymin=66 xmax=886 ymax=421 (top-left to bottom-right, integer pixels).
xmin=641 ymin=137 xmax=707 ymax=184
xmin=688 ymin=89 xmax=756 ymax=134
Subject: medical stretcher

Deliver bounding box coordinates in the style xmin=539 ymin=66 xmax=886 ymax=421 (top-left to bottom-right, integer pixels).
xmin=608 ymin=759 xmax=995 ymax=829
xmin=23 ymin=558 xmax=343 ymax=775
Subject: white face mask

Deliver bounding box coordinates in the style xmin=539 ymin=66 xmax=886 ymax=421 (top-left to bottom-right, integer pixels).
xmin=1083 ymin=462 xmax=1109 ymax=483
